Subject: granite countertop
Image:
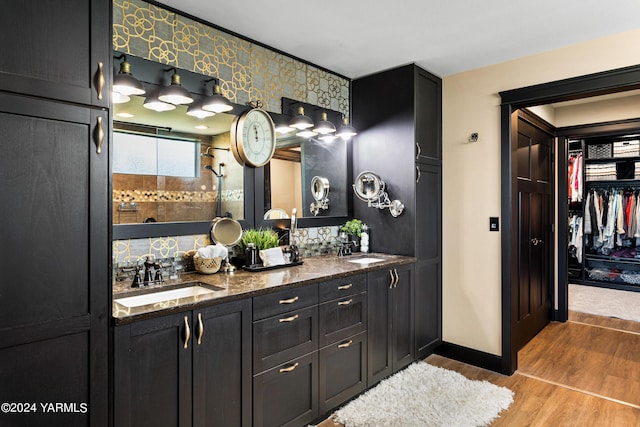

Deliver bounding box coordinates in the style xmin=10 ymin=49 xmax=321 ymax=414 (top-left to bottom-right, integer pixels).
xmin=112 ymin=253 xmax=415 ymax=324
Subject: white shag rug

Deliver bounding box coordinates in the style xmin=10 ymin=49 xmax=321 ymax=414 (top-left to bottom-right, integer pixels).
xmin=330 ymin=361 xmax=514 ymax=427
xmin=569 ymin=284 xmax=640 ymax=322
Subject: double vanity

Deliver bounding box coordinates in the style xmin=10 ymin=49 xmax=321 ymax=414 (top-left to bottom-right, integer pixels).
xmin=112 ymin=253 xmax=416 ymax=427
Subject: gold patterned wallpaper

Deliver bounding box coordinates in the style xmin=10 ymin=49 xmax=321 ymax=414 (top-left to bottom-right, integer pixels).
xmin=111 ymin=0 xmax=349 ymax=265
xmin=112 ymin=0 xmax=350 ymax=115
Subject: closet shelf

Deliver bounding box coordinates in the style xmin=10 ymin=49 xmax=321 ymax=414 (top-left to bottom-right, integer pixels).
xmin=585 ymin=156 xmax=640 ymax=164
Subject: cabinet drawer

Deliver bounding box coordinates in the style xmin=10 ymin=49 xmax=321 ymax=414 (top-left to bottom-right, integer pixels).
xmin=319 ymin=331 xmax=367 ymax=414
xmin=253 ymin=284 xmax=318 ymax=321
xmin=319 ymin=274 xmax=366 ymax=302
xmin=253 ymin=305 xmax=318 ymax=372
xmin=253 ymin=351 xmax=318 ymax=427
xmin=319 ymin=292 xmax=367 ymax=347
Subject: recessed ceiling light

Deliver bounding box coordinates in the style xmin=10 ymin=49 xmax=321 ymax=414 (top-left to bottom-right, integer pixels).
xmin=195 ymin=125 xmax=209 ymax=130
xmin=116 ymin=112 xmax=135 ymax=118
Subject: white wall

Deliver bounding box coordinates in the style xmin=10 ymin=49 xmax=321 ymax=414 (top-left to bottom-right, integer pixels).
xmin=442 ymin=29 xmax=640 ymax=355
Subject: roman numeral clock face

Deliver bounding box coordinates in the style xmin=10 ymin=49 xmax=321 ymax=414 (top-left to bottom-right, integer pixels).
xmin=231 ymin=108 xmax=276 ymax=168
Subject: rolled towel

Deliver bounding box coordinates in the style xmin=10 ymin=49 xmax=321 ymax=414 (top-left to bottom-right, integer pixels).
xmin=259 ymin=247 xmax=285 ymax=267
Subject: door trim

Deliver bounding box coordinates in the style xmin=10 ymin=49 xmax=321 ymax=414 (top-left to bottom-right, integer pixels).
xmin=499 ymin=65 xmax=640 ymax=375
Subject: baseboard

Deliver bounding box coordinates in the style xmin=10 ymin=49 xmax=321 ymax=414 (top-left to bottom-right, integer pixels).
xmin=434 ymin=342 xmax=504 ymax=374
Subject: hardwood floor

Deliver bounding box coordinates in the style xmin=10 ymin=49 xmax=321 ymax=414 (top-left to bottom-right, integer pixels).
xmin=318 ymin=312 xmax=640 ymax=426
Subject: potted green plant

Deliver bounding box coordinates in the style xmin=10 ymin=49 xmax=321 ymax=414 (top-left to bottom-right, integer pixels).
xmin=239 ymin=228 xmax=280 ymax=251
xmin=341 ymin=219 xmax=364 ymax=251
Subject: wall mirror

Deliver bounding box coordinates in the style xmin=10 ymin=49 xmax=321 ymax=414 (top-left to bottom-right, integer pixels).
xmin=262 ymin=99 xmax=350 ymax=226
xmin=112 ymin=53 xmax=253 ymax=239
xmin=111 ymin=54 xmax=351 ymax=238
xmin=353 ymin=171 xmax=404 ymax=217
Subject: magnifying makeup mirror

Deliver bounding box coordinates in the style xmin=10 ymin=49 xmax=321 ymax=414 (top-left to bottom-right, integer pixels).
xmin=210 ymin=217 xmax=243 ymax=272
xmin=353 ymin=171 xmax=404 ymax=217
xmin=310 ymin=176 xmax=330 ymax=216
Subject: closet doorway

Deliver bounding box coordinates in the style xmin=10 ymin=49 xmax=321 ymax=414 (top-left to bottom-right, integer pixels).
xmin=499 ymin=65 xmax=640 ymax=375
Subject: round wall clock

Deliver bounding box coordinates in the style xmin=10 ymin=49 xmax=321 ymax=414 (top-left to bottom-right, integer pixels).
xmin=230 ymin=107 xmax=276 ymax=167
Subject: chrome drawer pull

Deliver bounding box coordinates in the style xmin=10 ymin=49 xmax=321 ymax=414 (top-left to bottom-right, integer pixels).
xmin=279 ymin=362 xmax=299 ymax=373
xmin=279 ymin=296 xmax=299 ymax=304
xmin=337 ymin=340 xmax=353 ymax=349
xmin=337 ymin=283 xmax=353 ymax=290
xmin=338 ymin=299 xmax=353 ymax=306
xmin=279 ymin=314 xmax=299 ymax=323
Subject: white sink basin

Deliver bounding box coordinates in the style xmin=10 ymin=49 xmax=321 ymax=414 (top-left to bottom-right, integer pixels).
xmin=114 ymin=285 xmax=218 ymax=308
xmin=347 ymin=257 xmax=385 ymax=264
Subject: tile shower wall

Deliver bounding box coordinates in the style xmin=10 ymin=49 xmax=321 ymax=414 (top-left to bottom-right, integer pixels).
xmin=111 ymin=0 xmax=348 ymax=272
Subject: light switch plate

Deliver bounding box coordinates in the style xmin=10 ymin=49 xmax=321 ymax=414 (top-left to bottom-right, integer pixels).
xmin=490 ymin=217 xmax=499 ymax=231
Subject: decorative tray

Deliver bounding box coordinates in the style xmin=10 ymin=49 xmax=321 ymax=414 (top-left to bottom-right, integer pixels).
xmin=242 ymin=260 xmax=304 ymax=272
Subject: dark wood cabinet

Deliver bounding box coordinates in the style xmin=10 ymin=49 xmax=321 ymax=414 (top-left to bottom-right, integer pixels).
xmin=0 ymin=93 xmax=109 ymax=426
xmin=353 ymin=64 xmax=442 ymax=361
xmin=319 ymin=331 xmax=367 ymax=414
xmin=253 ymin=285 xmax=319 ymax=426
xmin=0 ymin=2 xmax=110 ymax=425
xmin=114 ymin=299 xmax=252 ymax=427
xmin=415 ymin=163 xmax=442 ymax=359
xmin=0 ymin=0 xmax=110 ymax=108
xmin=367 ymin=265 xmax=415 ymax=386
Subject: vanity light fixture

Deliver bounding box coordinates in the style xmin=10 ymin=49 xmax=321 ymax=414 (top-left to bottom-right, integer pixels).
xmin=201 ymin=79 xmax=234 ymax=113
xmin=313 ymin=111 xmax=336 ymax=135
xmin=112 ymin=92 xmax=131 ymax=104
xmin=143 ymin=90 xmax=177 ymax=112
xmin=158 ymin=69 xmax=194 ymax=105
xmin=289 ymin=106 xmax=314 ymax=130
xmin=113 ymin=55 xmax=146 ymax=97
xmin=296 ymin=129 xmax=318 ymax=139
xmin=186 ymin=100 xmax=216 ymax=118
xmin=275 ymin=121 xmax=294 ymax=134
xmin=318 ymin=134 xmax=338 ymax=142
xmin=336 ymin=116 xmax=357 ymax=140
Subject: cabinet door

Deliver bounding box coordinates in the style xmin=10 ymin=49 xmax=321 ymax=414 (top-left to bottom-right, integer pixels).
xmin=193 ymin=300 xmax=252 ymax=427
xmin=415 ymin=164 xmax=442 ymax=358
xmin=0 ymin=93 xmax=108 ymax=425
xmin=114 ymin=313 xmax=193 ymax=427
xmin=253 ymin=351 xmax=319 ymax=427
xmin=415 ymin=68 xmax=442 ymax=164
xmin=0 ymin=0 xmax=110 ymax=107
xmin=319 ymin=331 xmax=367 ymax=414
xmin=367 ymin=269 xmax=394 ymax=386
xmin=392 ymin=264 xmax=415 ymax=372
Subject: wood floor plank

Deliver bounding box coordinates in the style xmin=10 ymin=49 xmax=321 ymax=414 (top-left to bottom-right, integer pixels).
xmin=317 ymin=316 xmax=640 ymax=426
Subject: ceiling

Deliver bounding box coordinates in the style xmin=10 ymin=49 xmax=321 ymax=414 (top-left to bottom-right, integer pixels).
xmin=155 ymin=0 xmax=640 ymax=79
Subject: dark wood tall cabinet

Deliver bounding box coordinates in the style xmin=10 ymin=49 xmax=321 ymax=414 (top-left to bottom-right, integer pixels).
xmin=353 ymin=64 xmax=442 ymax=361
xmin=0 ymin=1 xmax=110 ymax=426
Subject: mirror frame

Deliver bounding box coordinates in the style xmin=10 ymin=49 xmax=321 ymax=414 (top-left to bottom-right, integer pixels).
xmin=111 ymin=52 xmax=353 ymax=240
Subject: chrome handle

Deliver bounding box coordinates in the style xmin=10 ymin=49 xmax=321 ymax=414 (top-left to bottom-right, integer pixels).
xmin=531 ymin=238 xmax=544 ymax=246
xmin=337 ymin=283 xmax=353 ymax=290
xmin=183 ymin=316 xmax=191 ymax=349
xmin=97 ymin=61 xmax=104 ymax=100
xmin=197 ymin=313 xmax=204 ymax=345
xmin=338 ymin=298 xmax=353 ymax=306
xmin=279 ymin=296 xmax=299 ymax=304
xmin=337 ymin=340 xmax=353 ymax=349
xmin=279 ymin=362 xmax=299 ymax=373
xmin=279 ymin=314 xmax=299 ymax=323
xmin=393 ymin=269 xmax=399 ymax=288
xmin=416 ymin=166 xmax=421 ymax=183
xmin=416 ymin=141 xmax=421 ymax=160
xmin=389 ymin=270 xmax=394 ymax=289
xmin=95 ymin=116 xmax=104 ymax=154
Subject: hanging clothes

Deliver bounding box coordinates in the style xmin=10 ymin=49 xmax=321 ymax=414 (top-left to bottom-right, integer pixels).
xmin=568 ymin=154 xmax=583 ymax=202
